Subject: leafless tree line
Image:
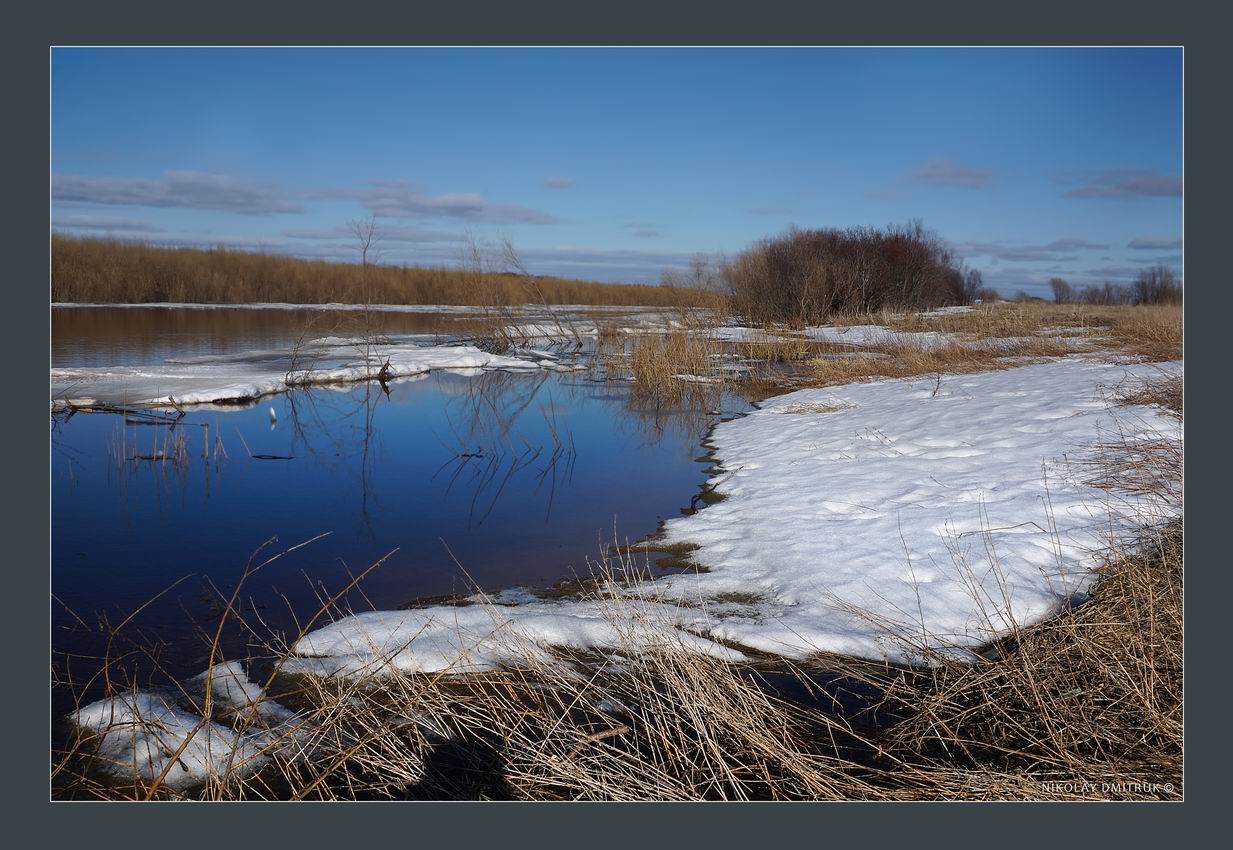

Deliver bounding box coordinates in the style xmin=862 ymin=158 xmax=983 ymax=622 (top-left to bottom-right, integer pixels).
xmin=1048 ymin=266 xmax=1182 ymax=306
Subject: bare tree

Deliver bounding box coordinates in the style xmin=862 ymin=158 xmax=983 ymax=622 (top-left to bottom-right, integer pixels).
xmin=960 ymin=269 xmax=983 ymax=305
xmin=1132 ymin=265 xmax=1183 ymax=306
xmin=1049 ymin=277 xmax=1074 ymax=305
xmin=346 ymin=214 xmax=384 ymax=370
xmin=347 ymin=214 xmax=382 ymax=268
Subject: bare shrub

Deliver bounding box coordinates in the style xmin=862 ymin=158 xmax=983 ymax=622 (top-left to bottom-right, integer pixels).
xmin=723 ymin=221 xmax=971 ymax=326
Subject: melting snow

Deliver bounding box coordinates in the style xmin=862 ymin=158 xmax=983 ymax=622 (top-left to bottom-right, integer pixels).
xmin=651 ymin=358 xmax=1183 ymax=662
xmin=52 ymin=340 xmax=544 ymax=407
xmin=286 ymin=598 xmax=747 ymax=678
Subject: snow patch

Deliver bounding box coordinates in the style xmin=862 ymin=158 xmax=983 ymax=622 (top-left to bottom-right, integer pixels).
xmin=287 ymin=598 xmax=747 ymax=677
xmin=71 ymin=690 xmax=269 ymax=790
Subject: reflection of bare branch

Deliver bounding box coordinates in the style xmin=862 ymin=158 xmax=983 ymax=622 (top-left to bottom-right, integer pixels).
xmin=429 ymin=371 xmax=582 ymax=527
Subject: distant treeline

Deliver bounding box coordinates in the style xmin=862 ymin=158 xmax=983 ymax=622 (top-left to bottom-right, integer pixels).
xmin=716 ymin=222 xmax=987 ymax=326
xmin=1044 ymin=267 xmax=1183 ymax=307
xmin=51 ymin=236 xmax=721 ymax=308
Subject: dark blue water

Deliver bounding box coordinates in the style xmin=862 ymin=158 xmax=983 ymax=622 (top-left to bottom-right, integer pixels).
xmin=52 ymin=368 xmax=726 ymax=706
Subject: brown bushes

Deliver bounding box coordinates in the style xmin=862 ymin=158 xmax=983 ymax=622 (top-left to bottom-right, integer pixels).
xmin=723 ymin=221 xmax=972 ymax=326
xmin=50 ymin=236 xmax=721 ymax=308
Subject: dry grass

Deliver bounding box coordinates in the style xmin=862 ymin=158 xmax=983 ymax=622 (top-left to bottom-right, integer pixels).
xmin=51 ymin=236 xmax=721 ymax=308
xmin=54 ymin=542 xmax=885 ymax=801
xmin=613 ymin=301 xmax=1181 ymax=406
xmin=1104 ymin=306 xmax=1184 ymax=361
xmin=868 ymin=520 xmax=1182 ymax=799
xmin=793 ymin=302 xmax=1183 ymax=390
xmin=805 ymin=337 xmax=1077 ymax=389
xmin=627 ymin=331 xmax=727 ymax=404
xmin=884 ymin=301 xmax=1182 ymax=362
xmin=1119 ymin=374 xmax=1183 ymax=417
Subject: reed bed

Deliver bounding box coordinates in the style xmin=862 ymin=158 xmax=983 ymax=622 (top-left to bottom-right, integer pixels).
xmin=51 ymin=236 xmax=722 ymax=308
xmin=628 ymin=331 xmax=727 ymax=403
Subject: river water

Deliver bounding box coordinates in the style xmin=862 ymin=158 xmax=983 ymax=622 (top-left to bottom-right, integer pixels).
xmin=51 ymin=306 xmax=740 ymax=715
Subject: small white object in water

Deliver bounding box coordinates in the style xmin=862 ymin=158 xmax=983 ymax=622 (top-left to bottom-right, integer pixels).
xmin=268 ymin=407 xmax=277 ymax=422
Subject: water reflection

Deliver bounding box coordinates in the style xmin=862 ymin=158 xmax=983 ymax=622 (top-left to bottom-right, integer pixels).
xmin=52 ymin=368 xmax=746 ymax=693
xmin=51 ymin=306 xmax=472 ymax=367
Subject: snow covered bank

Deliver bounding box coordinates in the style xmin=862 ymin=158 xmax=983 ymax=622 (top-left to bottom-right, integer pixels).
xmin=652 ymin=358 xmax=1182 ymax=662
xmin=51 ymin=339 xmax=547 ymax=407
xmin=283 ymin=358 xmax=1181 ymax=673
xmin=286 ymin=595 xmax=747 ymax=678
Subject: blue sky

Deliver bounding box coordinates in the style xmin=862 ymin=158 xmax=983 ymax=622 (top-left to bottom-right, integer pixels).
xmin=51 ymin=47 xmax=1182 ymax=296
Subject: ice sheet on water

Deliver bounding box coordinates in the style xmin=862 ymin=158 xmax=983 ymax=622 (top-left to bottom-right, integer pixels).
xmin=51 ymin=341 xmax=545 ymax=407
xmin=53 ymin=302 xmax=668 ymax=316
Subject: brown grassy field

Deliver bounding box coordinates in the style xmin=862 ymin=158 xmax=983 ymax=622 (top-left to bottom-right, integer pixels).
xmin=50 ymin=236 xmax=721 ymax=308
xmin=607 ymin=301 xmax=1182 ymax=401
xmin=807 ymin=302 xmax=1182 ymax=385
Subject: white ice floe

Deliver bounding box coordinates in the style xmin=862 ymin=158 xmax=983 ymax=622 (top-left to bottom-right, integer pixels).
xmin=501 ymin=322 xmax=600 ymax=340
xmin=52 ymin=342 xmax=543 ymax=407
xmin=287 ymin=598 xmax=747 ymax=678
xmin=284 ymin=357 xmax=1181 ymax=673
xmin=706 ymin=326 xmax=792 ymax=343
xmin=187 ymin=661 xmax=297 ymax=725
xmin=707 ymin=323 xmax=957 ymax=350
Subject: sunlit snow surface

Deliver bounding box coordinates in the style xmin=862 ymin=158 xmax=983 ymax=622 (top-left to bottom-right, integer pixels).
xmin=652 ymin=358 xmax=1182 ymax=662
xmin=287 ymin=596 xmax=747 ymax=678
